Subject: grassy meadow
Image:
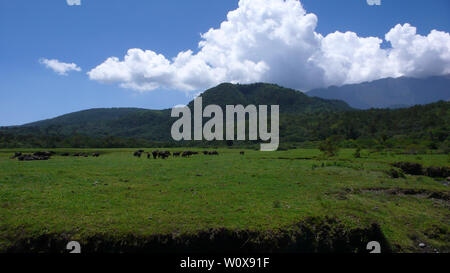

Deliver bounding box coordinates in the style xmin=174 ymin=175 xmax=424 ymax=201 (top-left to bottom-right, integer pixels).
xmin=0 ymin=148 xmax=448 ymax=253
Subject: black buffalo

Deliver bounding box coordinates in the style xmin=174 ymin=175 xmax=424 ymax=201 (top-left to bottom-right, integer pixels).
xmin=182 ymin=151 xmax=192 ymax=157
xmin=10 ymin=152 xmax=22 ymax=159
xmin=158 ymin=151 xmax=170 ymax=159
xmin=17 ymin=154 xmax=50 ymax=161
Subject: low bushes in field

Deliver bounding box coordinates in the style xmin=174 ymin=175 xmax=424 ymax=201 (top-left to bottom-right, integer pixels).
xmin=392 ymin=162 xmax=450 ymax=178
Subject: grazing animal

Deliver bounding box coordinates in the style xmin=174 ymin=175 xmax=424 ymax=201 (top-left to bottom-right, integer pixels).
xmin=209 ymin=151 xmax=219 ymax=155
xmin=33 ymin=151 xmax=54 ymax=157
xmin=133 ymin=151 xmax=142 ymax=158
xmin=158 ymin=151 xmax=170 ymax=159
xmin=92 ymin=152 xmax=100 ymax=157
xmin=10 ymin=152 xmax=22 ymax=159
xmin=182 ymin=151 xmax=192 ymax=157
xmin=152 ymin=150 xmax=159 ymax=159
xmin=17 ymin=154 xmax=49 ymax=161
xmin=61 ymin=153 xmax=70 ymax=156
xmin=173 ymin=152 xmax=181 ymax=157
xmin=147 ymin=152 xmax=151 ymax=159
xmin=240 ymin=151 xmax=245 ymax=155
xmin=203 ymin=151 xmax=209 ymax=155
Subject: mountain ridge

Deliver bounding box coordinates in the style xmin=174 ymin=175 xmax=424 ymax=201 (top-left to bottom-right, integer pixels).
xmin=0 ymin=82 xmax=448 ymax=148
xmin=307 ymin=75 xmax=450 ymax=109
xmin=16 ymin=82 xmax=352 ymax=130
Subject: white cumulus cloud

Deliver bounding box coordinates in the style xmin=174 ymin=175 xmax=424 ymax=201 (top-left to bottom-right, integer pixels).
xmin=40 ymin=58 xmax=82 ymax=75
xmin=367 ymin=0 xmax=381 ymax=6
xmin=66 ymin=0 xmax=81 ymax=6
xmin=88 ymin=0 xmax=450 ymax=92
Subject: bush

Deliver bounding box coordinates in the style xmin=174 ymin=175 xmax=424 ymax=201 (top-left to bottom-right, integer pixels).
xmin=319 ymin=137 xmax=340 ymax=157
xmin=386 ymin=168 xmax=405 ymax=179
xmin=273 ymin=200 xmax=281 ymax=209
xmin=392 ymin=162 xmax=424 ymax=175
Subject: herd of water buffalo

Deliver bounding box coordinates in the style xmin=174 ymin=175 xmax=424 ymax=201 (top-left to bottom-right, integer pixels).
xmin=133 ymin=150 xmax=226 ymax=159
xmin=10 ymin=151 xmax=100 ymax=161
xmin=9 ymin=150 xmax=245 ymax=161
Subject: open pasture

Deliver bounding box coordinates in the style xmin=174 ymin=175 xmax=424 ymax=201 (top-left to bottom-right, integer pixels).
xmin=0 ymin=148 xmax=448 ymax=252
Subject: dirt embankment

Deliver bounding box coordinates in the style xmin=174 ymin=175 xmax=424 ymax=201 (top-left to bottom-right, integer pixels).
xmin=392 ymin=162 xmax=449 ymax=178
xmin=3 ymin=217 xmax=391 ymax=253
xmin=361 ymin=188 xmax=450 ymax=201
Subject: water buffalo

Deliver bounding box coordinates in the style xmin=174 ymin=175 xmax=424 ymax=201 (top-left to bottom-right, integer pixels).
xmin=92 ymin=152 xmax=100 ymax=157
xmin=17 ymin=154 xmax=49 ymax=161
xmin=33 ymin=151 xmax=54 ymax=157
xmin=72 ymin=152 xmax=88 ymax=157
xmin=133 ymin=151 xmax=142 ymax=158
xmin=10 ymin=152 xmax=22 ymax=159
xmin=152 ymin=150 xmax=159 ymax=159
xmin=182 ymin=151 xmax=192 ymax=157
xmin=240 ymin=151 xmax=245 ymax=155
xmin=158 ymin=151 xmax=170 ymax=159
xmin=173 ymin=152 xmax=181 ymax=157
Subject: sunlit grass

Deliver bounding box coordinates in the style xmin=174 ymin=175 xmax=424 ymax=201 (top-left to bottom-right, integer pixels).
xmin=0 ymin=148 xmax=448 ymax=252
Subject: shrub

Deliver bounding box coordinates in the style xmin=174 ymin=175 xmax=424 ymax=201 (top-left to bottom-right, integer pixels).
xmin=319 ymin=137 xmax=340 ymax=157
xmin=273 ymin=200 xmax=281 ymax=209
xmin=353 ymin=147 xmax=361 ymax=158
xmin=386 ymin=168 xmax=405 ymax=179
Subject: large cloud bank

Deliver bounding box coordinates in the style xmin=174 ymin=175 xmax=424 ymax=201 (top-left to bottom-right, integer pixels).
xmin=88 ymin=0 xmax=450 ymax=92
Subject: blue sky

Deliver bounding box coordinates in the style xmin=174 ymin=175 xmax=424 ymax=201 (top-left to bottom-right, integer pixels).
xmin=0 ymin=0 xmax=449 ymax=126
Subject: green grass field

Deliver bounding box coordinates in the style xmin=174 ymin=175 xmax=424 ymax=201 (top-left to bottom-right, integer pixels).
xmin=0 ymin=148 xmax=448 ymax=253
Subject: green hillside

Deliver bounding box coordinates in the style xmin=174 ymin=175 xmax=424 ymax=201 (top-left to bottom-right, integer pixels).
xmin=0 ymin=83 xmax=448 ymax=149
xmin=192 ymin=83 xmax=351 ymax=113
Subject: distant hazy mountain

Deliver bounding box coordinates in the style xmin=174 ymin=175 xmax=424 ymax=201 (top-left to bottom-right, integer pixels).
xmin=307 ymin=75 xmax=450 ymax=109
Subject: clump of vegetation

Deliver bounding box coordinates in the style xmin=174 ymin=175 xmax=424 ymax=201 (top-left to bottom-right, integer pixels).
xmin=392 ymin=162 xmax=424 ymax=175
xmin=273 ymin=200 xmax=281 ymax=209
xmin=353 ymin=147 xmax=362 ymax=158
xmin=319 ymin=137 xmax=340 ymax=157
xmin=439 ymin=142 xmax=450 ymax=154
xmin=386 ymin=168 xmax=405 ymax=179
xmin=425 ymin=166 xmax=450 ymax=178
